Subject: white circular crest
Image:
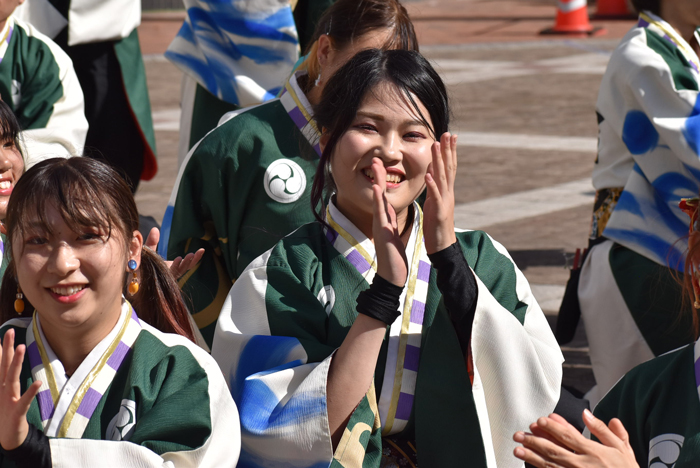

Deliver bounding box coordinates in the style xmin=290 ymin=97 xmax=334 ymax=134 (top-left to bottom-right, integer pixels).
xmin=264 ymin=159 xmax=306 ymax=203
xmin=316 ymin=285 xmax=335 ymax=316
xmin=649 ymin=433 xmax=684 ymax=468
xmin=107 ymin=399 xmax=137 ymax=441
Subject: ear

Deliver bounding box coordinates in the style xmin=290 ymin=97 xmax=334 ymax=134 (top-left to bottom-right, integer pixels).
xmin=319 ymin=130 xmax=330 ymax=153
xmin=316 ymin=34 xmax=334 ymax=69
xmin=127 ymin=230 xmax=143 ymax=271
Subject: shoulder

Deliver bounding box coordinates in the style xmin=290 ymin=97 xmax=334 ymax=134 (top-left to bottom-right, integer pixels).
xmin=204 ymin=99 xmax=288 ymax=144
xmin=247 ymin=222 xmax=326 ymax=272
xmin=10 ymin=17 xmax=72 ymax=68
xmin=454 ymin=228 xmax=516 ymax=264
xmin=135 ymin=322 xmax=224 ymax=377
xmin=596 ymin=342 xmax=695 ymax=419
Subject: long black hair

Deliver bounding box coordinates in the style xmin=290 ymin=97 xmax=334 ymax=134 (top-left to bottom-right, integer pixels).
xmin=629 ymin=0 xmax=660 ymax=15
xmin=310 ymin=48 xmax=450 ymax=225
xmin=0 ymin=99 xmax=23 ymax=160
xmin=0 ymin=157 xmax=195 ymax=342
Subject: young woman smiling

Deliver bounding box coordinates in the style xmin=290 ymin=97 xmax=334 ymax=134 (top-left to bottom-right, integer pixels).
xmin=211 ymin=49 xmax=563 ymax=468
xmin=0 ymin=158 xmax=240 ymax=467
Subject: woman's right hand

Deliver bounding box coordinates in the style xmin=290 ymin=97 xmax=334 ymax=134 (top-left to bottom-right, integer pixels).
xmin=0 ymin=329 xmax=42 ymax=451
xmin=513 ymin=410 xmax=639 ymax=468
xmin=371 ymin=158 xmax=408 ymax=287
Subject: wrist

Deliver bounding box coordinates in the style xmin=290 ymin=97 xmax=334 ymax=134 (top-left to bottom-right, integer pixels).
xmin=356 ymin=274 xmax=403 ymax=326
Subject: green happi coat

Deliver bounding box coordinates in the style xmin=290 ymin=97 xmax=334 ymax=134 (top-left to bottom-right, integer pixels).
xmin=594 ymin=338 xmax=700 ymax=467
xmin=212 ymin=201 xmax=563 ymax=468
xmin=0 ymin=301 xmax=240 ymax=467
xmin=162 ymin=71 xmax=320 ymax=346
xmin=0 ymin=15 xmax=87 ymax=168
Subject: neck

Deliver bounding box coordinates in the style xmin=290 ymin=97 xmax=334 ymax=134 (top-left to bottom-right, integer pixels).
xmin=660 ymin=4 xmax=698 ymax=47
xmin=38 ymin=303 xmax=122 ymax=376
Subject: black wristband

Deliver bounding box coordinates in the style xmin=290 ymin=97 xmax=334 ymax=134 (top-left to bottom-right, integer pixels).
xmin=356 ymin=274 xmax=403 ymax=325
xmin=0 ymin=424 xmax=51 ymax=468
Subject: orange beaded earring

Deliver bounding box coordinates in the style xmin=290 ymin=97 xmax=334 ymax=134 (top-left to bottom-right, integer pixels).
xmin=127 ymin=259 xmax=139 ymax=295
xmin=14 ymin=284 xmax=24 ymax=315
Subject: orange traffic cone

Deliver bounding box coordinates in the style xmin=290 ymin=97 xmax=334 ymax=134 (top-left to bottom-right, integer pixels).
xmin=541 ymin=0 xmax=606 ymax=36
xmin=593 ymin=0 xmax=635 ymax=19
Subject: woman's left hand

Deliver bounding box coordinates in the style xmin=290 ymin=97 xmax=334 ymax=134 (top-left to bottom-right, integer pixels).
xmin=513 ymin=410 xmax=640 ymax=468
xmin=0 ymin=329 xmax=42 ymax=451
xmin=145 ymin=227 xmax=204 ymax=279
xmin=424 ymin=132 xmax=458 ymax=255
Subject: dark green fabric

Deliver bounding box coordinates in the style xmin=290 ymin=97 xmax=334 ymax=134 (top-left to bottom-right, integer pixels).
xmin=168 ymin=100 xmax=318 ymax=345
xmin=0 ymin=322 xmax=215 ymax=467
xmin=595 ymin=343 xmax=700 ymax=467
xmin=608 ymin=242 xmax=694 ymax=356
xmin=645 ymin=28 xmax=699 ymax=92
xmin=0 ymin=24 xmax=64 ymax=131
xmin=113 ymin=29 xmax=156 ymax=158
xmin=261 ymin=225 xmax=534 ymax=467
xmin=189 ymin=84 xmax=239 ymax=150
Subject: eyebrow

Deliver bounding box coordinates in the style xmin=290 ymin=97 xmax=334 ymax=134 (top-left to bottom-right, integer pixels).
xmin=356 ymin=111 xmax=427 ymax=128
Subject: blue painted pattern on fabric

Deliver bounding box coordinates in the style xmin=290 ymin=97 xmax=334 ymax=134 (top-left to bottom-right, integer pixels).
xmin=604 ymin=227 xmax=684 ymax=268
xmin=622 ymin=110 xmax=659 ymax=154
xmin=615 ymin=191 xmax=644 ymax=217
xmin=682 ymin=94 xmax=700 ymax=155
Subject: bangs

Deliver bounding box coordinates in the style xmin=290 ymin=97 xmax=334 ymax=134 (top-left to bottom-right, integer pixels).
xmin=7 ymin=159 xmax=133 ymax=249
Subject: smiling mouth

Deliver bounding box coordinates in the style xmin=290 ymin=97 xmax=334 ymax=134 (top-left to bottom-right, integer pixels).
xmin=362 ymin=168 xmax=404 ymax=184
xmin=50 ymin=285 xmax=86 ymax=296
xmin=0 ymin=180 xmax=11 ymax=190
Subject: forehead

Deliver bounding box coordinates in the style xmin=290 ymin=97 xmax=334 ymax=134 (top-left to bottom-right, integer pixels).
xmin=358 ymin=82 xmax=432 ymax=126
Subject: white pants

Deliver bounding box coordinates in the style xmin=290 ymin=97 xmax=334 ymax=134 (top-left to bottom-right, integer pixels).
xmin=578 ymin=240 xmax=655 ymax=408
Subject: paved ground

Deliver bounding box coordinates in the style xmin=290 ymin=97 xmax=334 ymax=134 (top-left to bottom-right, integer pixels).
xmin=136 ymin=0 xmax=639 ymax=395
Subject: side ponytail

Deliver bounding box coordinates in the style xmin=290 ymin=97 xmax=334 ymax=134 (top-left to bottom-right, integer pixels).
xmin=128 ymin=247 xmax=195 ymax=342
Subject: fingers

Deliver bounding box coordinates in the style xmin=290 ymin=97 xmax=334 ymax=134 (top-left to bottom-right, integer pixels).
xmin=372 ymin=185 xmax=389 ymax=229
xmin=608 ymin=418 xmax=631 ymax=444
xmin=371 ymin=158 xmax=387 ymax=194
xmin=8 ymin=344 xmax=25 ymax=388
xmin=170 ymin=249 xmax=206 ymax=278
xmin=513 ymin=432 xmax=568 ymax=468
xmin=1 ymin=329 xmax=14 ymax=383
xmin=530 ymin=416 xmax=590 ymax=454
xmin=583 ymin=409 xmax=626 ymax=450
xmin=145 ymin=227 xmax=160 ymax=251
xmin=17 ymin=380 xmax=42 ymax=416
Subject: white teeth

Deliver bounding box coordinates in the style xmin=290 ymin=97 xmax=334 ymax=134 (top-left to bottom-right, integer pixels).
xmin=0 ymin=181 xmax=11 ymax=189
xmin=363 ymin=169 xmax=402 ymax=184
xmin=50 ymin=285 xmax=85 ymax=296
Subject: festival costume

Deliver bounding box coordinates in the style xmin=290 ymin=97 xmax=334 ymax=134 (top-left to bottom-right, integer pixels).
xmin=0 ymin=300 xmax=240 ymax=467
xmin=578 ymin=11 xmax=700 ymax=406
xmin=594 ymin=339 xmax=700 ymax=467
xmin=161 ymin=71 xmax=321 ymax=346
xmin=165 ymin=0 xmax=299 ymax=168
xmin=0 ymin=15 xmax=86 ymax=169
xmin=16 ymin=0 xmax=157 ymax=185
xmin=211 ymin=200 xmax=563 ymax=468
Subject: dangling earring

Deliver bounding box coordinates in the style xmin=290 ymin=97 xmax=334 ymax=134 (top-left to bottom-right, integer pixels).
xmin=14 ymin=284 xmax=24 ymax=315
xmin=127 ymin=259 xmax=139 ymax=295
xmin=314 ymin=72 xmax=322 ymax=87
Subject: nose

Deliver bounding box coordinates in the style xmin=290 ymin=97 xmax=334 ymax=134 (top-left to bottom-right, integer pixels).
xmin=47 ymin=244 xmax=80 ymax=276
xmin=0 ymin=147 xmax=13 ymax=171
xmin=374 ymin=131 xmax=402 ymax=163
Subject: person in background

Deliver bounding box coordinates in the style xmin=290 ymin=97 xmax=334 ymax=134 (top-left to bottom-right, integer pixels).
xmin=0 ymin=0 xmax=86 ymax=169
xmin=212 ymin=48 xmax=563 ymax=468
xmin=513 ymin=196 xmax=700 ymax=468
xmin=161 ymin=0 xmax=418 ymax=347
xmin=15 ymin=0 xmax=157 ymax=194
xmin=564 ymin=0 xmax=700 ymax=408
xmin=0 ymin=100 xmax=24 ymax=279
xmin=0 ymin=157 xmax=239 ymax=468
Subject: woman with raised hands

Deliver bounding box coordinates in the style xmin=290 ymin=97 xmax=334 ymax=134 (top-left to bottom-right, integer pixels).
xmin=211 ymin=48 xmax=563 ymax=468
xmin=160 ymin=0 xmax=419 ymax=347
xmin=0 ymin=157 xmax=240 ymax=467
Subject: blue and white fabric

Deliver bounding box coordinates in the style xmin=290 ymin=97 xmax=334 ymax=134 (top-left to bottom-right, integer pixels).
xmin=594 ymin=11 xmax=700 ymax=270
xmin=165 ymin=0 xmax=299 ymax=108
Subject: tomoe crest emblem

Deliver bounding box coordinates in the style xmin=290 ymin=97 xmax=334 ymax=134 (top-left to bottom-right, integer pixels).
xmin=264 ymin=159 xmax=306 ymax=203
